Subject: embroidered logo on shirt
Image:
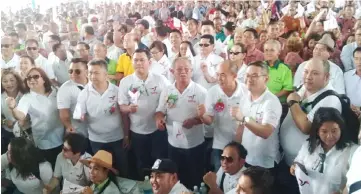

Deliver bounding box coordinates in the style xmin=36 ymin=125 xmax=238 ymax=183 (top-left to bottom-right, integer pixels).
xmin=298 ymin=179 xmax=310 ymax=186
xmin=188 ymin=95 xmax=196 ymax=103
xmin=151 ymin=86 xmax=158 ymax=94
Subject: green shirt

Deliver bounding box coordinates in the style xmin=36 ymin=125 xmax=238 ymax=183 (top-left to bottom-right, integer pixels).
xmin=266 ymin=60 xmax=293 ymax=103
xmin=106 ymin=57 xmax=118 ymax=85
xmin=216 ymin=30 xmax=226 ymax=42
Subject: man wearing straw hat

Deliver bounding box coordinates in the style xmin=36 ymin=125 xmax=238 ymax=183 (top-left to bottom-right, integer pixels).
xmin=80 ymin=150 xmax=121 ymax=194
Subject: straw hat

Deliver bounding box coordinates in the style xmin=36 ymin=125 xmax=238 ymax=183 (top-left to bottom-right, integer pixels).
xmin=80 ymin=150 xmax=118 ymax=175
xmin=317 ymin=34 xmax=335 ymax=52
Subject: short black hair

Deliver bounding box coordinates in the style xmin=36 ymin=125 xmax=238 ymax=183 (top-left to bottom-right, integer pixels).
xmin=49 ymin=34 xmax=61 ymax=43
xmin=52 ymin=43 xmax=62 ymax=52
xmin=15 ymin=22 xmax=27 ymax=31
xmin=244 ymin=28 xmax=259 ymax=39
xmin=134 ymin=48 xmax=151 ymax=60
xmin=77 ymin=42 xmax=90 ymax=50
xmin=248 ymin=61 xmax=269 ymax=74
xmin=201 ymin=20 xmax=215 ymax=28
xmin=8 ymin=32 xmax=19 ymax=38
xmin=353 ymin=47 xmax=361 ymax=57
xmin=187 ymin=18 xmax=198 ymax=25
xmin=64 ymin=133 xmax=87 ymax=155
xmin=88 ymin=59 xmax=108 ymax=71
xmin=268 ymin=19 xmax=279 ymax=26
xmin=242 ymin=167 xmax=274 ymax=194
xmin=224 ymin=141 xmax=248 ymax=159
xmin=105 ymin=32 xmax=114 ymax=44
xmin=170 ymin=29 xmax=182 ymax=37
xmin=200 ymin=34 xmax=215 ymax=44
xmin=84 ymin=25 xmax=95 ymax=35
xmin=155 ymin=26 xmax=169 ymax=37
xmin=232 ymin=43 xmax=247 ymax=53
xmin=71 ymin=58 xmax=88 ymax=69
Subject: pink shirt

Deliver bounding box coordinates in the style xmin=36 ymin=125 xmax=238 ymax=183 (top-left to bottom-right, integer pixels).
xmin=244 ymin=48 xmax=265 ymax=65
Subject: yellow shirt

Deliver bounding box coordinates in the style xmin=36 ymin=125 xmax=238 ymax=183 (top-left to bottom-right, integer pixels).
xmin=116 ymin=53 xmax=134 ymax=76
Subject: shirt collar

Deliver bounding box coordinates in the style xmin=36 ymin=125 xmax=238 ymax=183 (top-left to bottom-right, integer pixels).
xmin=266 ymin=59 xmax=282 ymax=69
xmin=95 ymin=178 xmax=109 ymax=191
xmin=298 ymin=83 xmax=334 ymax=102
xmin=247 ymin=88 xmax=269 ymax=103
xmin=105 ymin=57 xmax=110 ymax=64
xmin=173 ymin=80 xmax=194 ymax=94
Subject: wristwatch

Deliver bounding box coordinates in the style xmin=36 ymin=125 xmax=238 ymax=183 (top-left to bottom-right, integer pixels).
xmin=241 ymin=116 xmax=250 ymax=125
xmin=288 ymin=100 xmax=300 ymax=108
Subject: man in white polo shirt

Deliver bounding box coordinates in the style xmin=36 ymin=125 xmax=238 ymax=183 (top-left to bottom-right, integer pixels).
xmin=231 ymin=61 xmax=282 ymax=178
xmin=155 ymin=57 xmax=207 ymax=189
xmin=1 ymin=36 xmax=19 ymax=69
xmin=197 ymin=60 xmax=245 ymax=171
xmin=149 ymin=159 xmax=189 ymax=194
xmin=43 ymin=133 xmax=91 ymax=194
xmin=293 ymin=33 xmax=345 ymax=94
xmin=279 ymin=58 xmax=342 ymax=194
xmin=193 ymin=34 xmax=224 ymax=171
xmin=57 ymin=58 xmax=88 ymax=137
xmin=118 ymin=49 xmax=170 ymax=179
xmin=25 ymin=39 xmax=58 ymax=86
xmin=73 ymin=59 xmax=127 ymax=176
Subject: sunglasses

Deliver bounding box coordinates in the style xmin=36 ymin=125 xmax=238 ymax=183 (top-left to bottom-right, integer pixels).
xmin=68 ymin=69 xmax=82 ymax=75
xmin=229 ymin=51 xmax=242 ymax=55
xmin=27 ymin=74 xmax=41 ymax=80
xmin=199 ymin=43 xmax=211 ymax=47
xmin=1 ymin=44 xmax=11 ymax=48
xmin=220 ymin=156 xmax=234 ymax=163
xmin=26 ymin=47 xmax=38 ymax=51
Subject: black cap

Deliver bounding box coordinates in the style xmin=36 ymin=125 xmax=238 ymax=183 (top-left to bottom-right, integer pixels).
xmin=148 ymin=159 xmax=178 ymax=174
xmin=223 ymin=22 xmax=236 ymax=31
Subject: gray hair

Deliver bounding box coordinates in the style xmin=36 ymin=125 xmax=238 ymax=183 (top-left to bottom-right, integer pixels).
xmin=248 ymin=61 xmax=270 ymax=75
xmin=221 ymin=60 xmax=239 ymax=74
xmin=308 ymin=58 xmax=330 ymax=73
xmin=172 ymin=57 xmax=192 ymax=69
xmin=88 ymin=59 xmax=108 ymax=71
xmin=264 ymin=39 xmax=281 ymax=52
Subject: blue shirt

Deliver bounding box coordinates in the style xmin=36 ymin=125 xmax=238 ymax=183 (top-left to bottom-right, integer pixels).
xmin=341 ymin=42 xmax=358 ymax=72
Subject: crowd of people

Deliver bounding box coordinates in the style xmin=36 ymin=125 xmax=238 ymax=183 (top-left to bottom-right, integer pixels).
xmin=1 ymin=0 xmax=361 ymax=193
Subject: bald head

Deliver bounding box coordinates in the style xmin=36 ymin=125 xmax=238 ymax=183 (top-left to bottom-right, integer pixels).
xmin=303 ymin=57 xmax=330 ymax=92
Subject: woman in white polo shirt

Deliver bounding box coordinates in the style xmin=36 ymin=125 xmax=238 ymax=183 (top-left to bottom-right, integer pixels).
xmin=6 ymin=67 xmax=64 ymax=168
xmin=1 ymin=69 xmax=25 ymax=154
xmin=291 ymin=107 xmax=358 ymax=194
xmin=149 ymin=41 xmax=172 ymax=80
xmin=1 ymin=137 xmax=53 ymax=194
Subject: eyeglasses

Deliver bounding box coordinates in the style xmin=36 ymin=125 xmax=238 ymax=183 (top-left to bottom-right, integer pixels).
xmin=68 ymin=69 xmax=82 ymax=75
xmin=245 ymin=74 xmax=267 ymax=80
xmin=26 ymin=47 xmax=38 ymax=51
xmin=229 ymin=51 xmax=242 ymax=55
xmin=62 ymin=146 xmax=72 ymax=153
xmin=26 ymin=74 xmax=41 ymax=80
xmin=220 ymin=156 xmax=234 ymax=163
xmin=199 ymin=43 xmax=211 ymax=47
xmin=1 ymin=44 xmax=11 ymax=48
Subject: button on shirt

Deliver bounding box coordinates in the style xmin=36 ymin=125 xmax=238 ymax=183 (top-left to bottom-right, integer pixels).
xmin=57 ymin=80 xmax=88 ymax=137
xmin=295 ymin=142 xmax=358 ymax=194
xmin=34 ymin=54 xmax=56 ymax=80
xmin=0 ymin=54 xmax=19 ymax=69
xmin=150 ymin=55 xmax=172 ymax=80
xmin=17 ymin=89 xmax=64 ymax=149
xmin=1 ymin=154 xmax=52 ymax=194
xmin=156 ymin=81 xmax=207 ymax=149
xmin=294 ymin=60 xmax=345 ymax=94
xmin=216 ymin=167 xmax=246 ymax=193
xmin=54 ymin=152 xmax=91 ymax=186
xmin=346 ymin=146 xmax=361 ymax=194
xmin=344 ymin=69 xmax=361 ymax=107
xmin=118 ymin=73 xmax=170 ymax=135
xmin=280 ymin=84 xmax=342 ymax=166
xmin=74 ymin=82 xmax=124 ymax=143
xmin=240 ymin=89 xmax=282 ymax=168
xmin=52 ymin=58 xmax=71 ymax=85
xmin=205 ymin=83 xmax=246 ymax=150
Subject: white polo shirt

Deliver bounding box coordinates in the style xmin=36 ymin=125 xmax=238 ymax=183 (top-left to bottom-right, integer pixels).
xmin=1 ymin=92 xmax=22 ymax=133
xmin=1 ymin=154 xmax=53 ymax=194
xmin=295 ymin=142 xmax=358 ymax=194
xmin=0 ymin=54 xmax=19 ymax=69
xmin=57 ymin=80 xmax=88 ymax=137
xmin=17 ymin=89 xmax=64 ymax=149
xmin=156 ymin=81 xmax=207 ymax=149
xmin=169 ymin=181 xmax=189 ymax=194
xmin=344 ymin=69 xmax=361 ymax=107
xmin=280 ymin=84 xmax=342 ymax=166
xmin=216 ymin=166 xmax=246 ymax=193
xmin=52 ymin=58 xmax=71 ymax=85
xmin=150 ymin=55 xmax=172 ymax=80
xmin=118 ymin=73 xmax=170 ymax=135
xmin=237 ymin=64 xmax=247 ymax=84
xmin=294 ymin=60 xmax=345 ymax=94
xmin=240 ymin=89 xmax=282 ymax=168
xmin=34 ymin=54 xmax=56 ymax=80
xmin=74 ymin=82 xmax=124 ymax=143
xmin=54 ymin=152 xmax=91 ymax=186
xmin=205 ymin=83 xmax=246 ymax=150
xmin=194 ymin=39 xmax=226 ymax=56
xmin=192 ymin=53 xmax=224 ymax=90
xmin=346 ymin=146 xmax=361 ymax=194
